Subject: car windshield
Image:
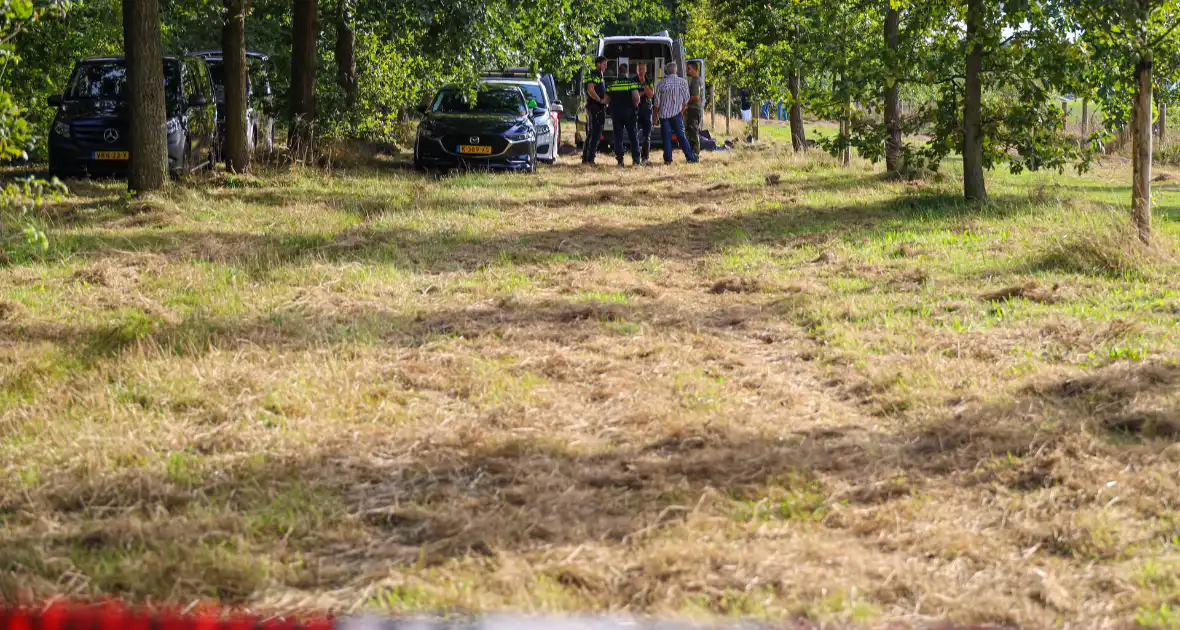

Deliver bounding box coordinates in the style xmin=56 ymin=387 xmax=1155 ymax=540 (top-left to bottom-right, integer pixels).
xmin=67 ymin=60 xmax=183 ymax=105
xmin=433 ymin=88 xmax=525 ymax=115
xmin=66 ymin=63 xmax=128 ymax=100
xmin=486 ymin=82 xmax=544 ymax=107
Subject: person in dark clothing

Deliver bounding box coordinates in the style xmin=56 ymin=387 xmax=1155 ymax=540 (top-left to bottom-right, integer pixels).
xmin=685 ymin=61 xmax=705 ymax=155
xmin=606 ymin=62 xmax=641 ymax=166
xmin=582 ymin=56 xmax=608 ymax=165
xmin=635 ymin=62 xmax=655 ymax=164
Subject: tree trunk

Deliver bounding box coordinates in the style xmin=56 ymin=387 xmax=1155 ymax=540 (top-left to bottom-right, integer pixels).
xmin=883 ymin=4 xmax=902 ymax=174
xmin=1159 ymin=100 xmax=1167 ymax=142
xmin=289 ymin=0 xmax=318 ymax=157
xmin=840 ymin=72 xmax=851 ymax=166
xmin=963 ymin=0 xmax=987 ymax=201
xmin=123 ymin=0 xmax=167 ymax=193
xmin=1081 ymin=99 xmax=1089 ymax=137
xmin=788 ymin=69 xmax=806 ymax=151
xmin=222 ymin=0 xmax=250 ymax=173
xmin=335 ymin=0 xmax=357 ymax=107
xmin=752 ymin=90 xmax=759 ymax=141
xmin=1132 ymin=54 xmax=1153 ymax=243
xmin=726 ymin=84 xmax=732 ymax=137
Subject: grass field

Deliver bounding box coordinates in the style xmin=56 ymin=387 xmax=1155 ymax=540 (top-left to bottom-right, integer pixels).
xmin=3 ymin=145 xmax=1180 ymax=627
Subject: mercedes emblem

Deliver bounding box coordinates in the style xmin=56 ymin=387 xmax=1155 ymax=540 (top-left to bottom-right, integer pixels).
xmin=469 ymin=136 xmax=479 ymax=145
xmin=103 ymin=128 xmax=119 ymax=143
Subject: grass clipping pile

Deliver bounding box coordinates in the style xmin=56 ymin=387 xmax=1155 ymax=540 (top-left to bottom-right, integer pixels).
xmin=2 ymin=148 xmax=1180 ymax=627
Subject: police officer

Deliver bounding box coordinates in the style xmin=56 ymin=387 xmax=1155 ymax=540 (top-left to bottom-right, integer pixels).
xmin=606 ymin=62 xmax=641 ymax=167
xmin=582 ymin=56 xmax=608 ymax=165
xmin=635 ymin=62 xmax=655 ymax=165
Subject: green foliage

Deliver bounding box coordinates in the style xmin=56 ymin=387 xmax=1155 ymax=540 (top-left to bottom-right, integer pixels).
xmin=690 ymin=0 xmax=1091 ymax=182
xmin=6 ymin=0 xmax=120 ymax=160
xmin=6 ymin=0 xmax=664 ymax=151
xmin=0 ymin=0 xmax=69 ymax=259
xmin=1067 ymin=0 xmax=1180 ymax=133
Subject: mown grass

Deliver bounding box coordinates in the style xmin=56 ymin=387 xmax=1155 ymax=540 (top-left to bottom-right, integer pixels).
xmin=3 ymin=145 xmax=1180 ymax=626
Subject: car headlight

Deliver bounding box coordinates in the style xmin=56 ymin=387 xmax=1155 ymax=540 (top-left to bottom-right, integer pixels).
xmin=166 ymin=118 xmax=181 ymax=134
xmin=53 ymin=121 xmax=70 ymax=138
xmin=505 ymin=129 xmax=534 ymax=142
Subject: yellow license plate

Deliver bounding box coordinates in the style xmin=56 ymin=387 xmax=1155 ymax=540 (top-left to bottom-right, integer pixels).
xmin=93 ymin=151 xmax=129 ymax=160
xmin=458 ymin=145 xmax=492 ymax=155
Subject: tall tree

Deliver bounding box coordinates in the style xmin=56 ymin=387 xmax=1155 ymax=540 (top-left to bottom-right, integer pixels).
xmin=788 ymin=67 xmax=807 ymax=151
xmin=222 ymin=0 xmax=250 ymax=173
xmin=335 ymin=0 xmax=357 ymax=107
xmin=123 ymin=0 xmax=167 ymax=192
xmin=289 ymin=0 xmax=317 ymax=156
xmin=962 ymin=0 xmax=986 ymax=201
xmin=883 ymin=3 xmax=903 ymax=174
xmin=1070 ymin=0 xmax=1180 ymax=242
xmin=1133 ymin=52 xmax=1153 ymax=242
xmin=801 ymin=0 xmax=949 ymax=174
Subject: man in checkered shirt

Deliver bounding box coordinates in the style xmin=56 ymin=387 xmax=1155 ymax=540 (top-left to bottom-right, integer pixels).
xmin=652 ymin=62 xmax=699 ymax=165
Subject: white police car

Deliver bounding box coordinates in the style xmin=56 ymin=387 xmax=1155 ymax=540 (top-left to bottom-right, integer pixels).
xmin=480 ymin=72 xmax=562 ymax=163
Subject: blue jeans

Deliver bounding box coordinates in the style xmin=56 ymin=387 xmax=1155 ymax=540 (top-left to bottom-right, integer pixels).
xmin=659 ymin=114 xmax=697 ymax=164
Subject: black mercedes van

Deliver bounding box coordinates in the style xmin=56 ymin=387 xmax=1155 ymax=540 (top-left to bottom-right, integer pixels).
xmin=47 ymin=55 xmax=218 ymax=179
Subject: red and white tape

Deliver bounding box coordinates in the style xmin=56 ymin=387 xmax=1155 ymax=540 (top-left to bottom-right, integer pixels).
xmin=1 ymin=604 xmax=990 ymax=630
xmin=0 ymin=605 xmax=333 ymax=630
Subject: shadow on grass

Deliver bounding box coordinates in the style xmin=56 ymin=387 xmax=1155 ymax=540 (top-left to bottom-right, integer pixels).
xmin=32 ymin=190 xmax=1034 ymax=274
xmin=0 ymin=294 xmax=785 ymax=360
xmin=4 ymin=359 xmax=1177 ymax=603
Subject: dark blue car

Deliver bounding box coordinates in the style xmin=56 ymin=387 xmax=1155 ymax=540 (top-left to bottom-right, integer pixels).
xmin=413 ymin=85 xmax=543 ymax=173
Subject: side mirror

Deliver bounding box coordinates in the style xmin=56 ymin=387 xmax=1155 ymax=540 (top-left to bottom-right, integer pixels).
xmin=188 ymin=94 xmax=208 ymax=107
xmin=48 ymin=94 xmax=63 ymax=107
xmin=550 ymin=103 xmax=564 ymax=113
xmin=532 ymin=107 xmax=547 ymax=118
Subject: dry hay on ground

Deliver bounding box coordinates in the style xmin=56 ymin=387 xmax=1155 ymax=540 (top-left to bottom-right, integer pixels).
xmin=2 ymin=147 xmax=1180 ymax=627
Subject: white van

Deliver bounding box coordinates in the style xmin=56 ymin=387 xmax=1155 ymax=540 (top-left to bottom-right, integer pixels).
xmin=577 ymin=33 xmax=705 ymax=153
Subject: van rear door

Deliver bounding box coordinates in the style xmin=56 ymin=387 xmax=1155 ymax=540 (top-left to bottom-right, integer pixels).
xmin=673 ymin=38 xmax=685 ymax=75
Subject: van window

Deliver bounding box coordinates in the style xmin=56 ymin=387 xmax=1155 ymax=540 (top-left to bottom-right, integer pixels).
xmin=182 ymin=60 xmax=197 ymax=103
xmin=67 ymin=62 xmax=128 ymax=100
xmin=205 ymin=59 xmax=254 ymax=102
xmin=485 ymin=81 xmax=546 ymax=107
xmin=247 ymin=58 xmax=270 ymax=96
xmin=66 ymin=59 xmax=184 ymax=106
xmin=195 ymin=60 xmax=212 ymax=98
xmin=601 ymin=41 xmax=674 ymax=79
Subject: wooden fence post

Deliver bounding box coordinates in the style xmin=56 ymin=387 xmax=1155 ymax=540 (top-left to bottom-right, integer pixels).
xmin=711 ymin=83 xmax=716 ymax=131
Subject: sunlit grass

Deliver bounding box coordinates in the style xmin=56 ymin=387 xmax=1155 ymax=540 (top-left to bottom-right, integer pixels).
xmin=2 ymin=145 xmax=1180 ymax=625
